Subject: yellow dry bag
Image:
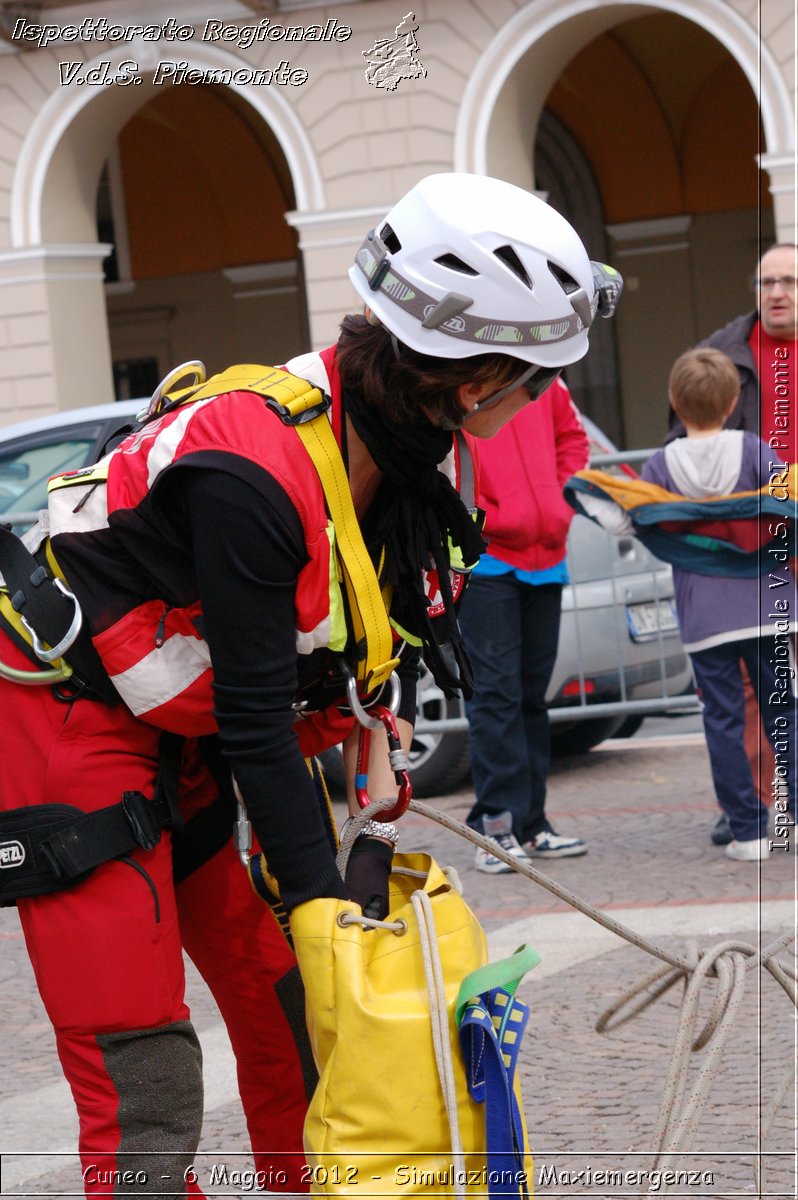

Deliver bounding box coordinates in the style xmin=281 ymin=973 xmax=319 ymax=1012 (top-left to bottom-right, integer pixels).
xmin=290 ymin=853 xmax=537 ymax=1197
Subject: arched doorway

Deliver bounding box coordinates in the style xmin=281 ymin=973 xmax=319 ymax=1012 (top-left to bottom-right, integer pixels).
xmin=535 ymin=110 xmax=622 ymax=443
xmin=455 ymin=0 xmax=789 ymax=447
xmin=11 ymin=44 xmax=324 ymax=410
xmin=102 ymin=84 xmax=309 ymax=398
xmin=538 ymin=9 xmax=773 ymax=446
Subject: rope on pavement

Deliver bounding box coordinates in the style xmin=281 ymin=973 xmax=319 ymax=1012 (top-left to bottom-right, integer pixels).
xmin=406 ymin=797 xmax=797 ymax=1198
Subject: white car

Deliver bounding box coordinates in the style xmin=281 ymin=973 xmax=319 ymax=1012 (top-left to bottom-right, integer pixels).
xmin=0 ymin=399 xmax=144 ymax=528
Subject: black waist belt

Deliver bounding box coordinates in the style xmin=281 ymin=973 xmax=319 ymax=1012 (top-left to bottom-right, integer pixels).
xmin=0 ymin=733 xmax=184 ymax=906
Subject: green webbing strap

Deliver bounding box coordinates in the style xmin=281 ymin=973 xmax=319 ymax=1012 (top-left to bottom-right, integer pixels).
xmin=455 ymin=943 xmax=541 ymax=1027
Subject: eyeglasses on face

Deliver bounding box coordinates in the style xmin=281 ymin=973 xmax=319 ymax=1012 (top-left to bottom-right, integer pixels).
xmin=471 ymin=364 xmax=563 ymax=417
xmin=753 ymin=275 xmax=798 ymax=292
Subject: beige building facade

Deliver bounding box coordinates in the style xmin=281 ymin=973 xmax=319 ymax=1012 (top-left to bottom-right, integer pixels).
xmin=0 ymin=0 xmax=795 ymax=446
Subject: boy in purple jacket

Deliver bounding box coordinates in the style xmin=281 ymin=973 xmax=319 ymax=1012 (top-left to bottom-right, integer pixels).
xmin=628 ymin=348 xmax=795 ymax=860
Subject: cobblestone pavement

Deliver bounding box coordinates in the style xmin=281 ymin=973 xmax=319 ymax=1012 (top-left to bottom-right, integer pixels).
xmin=0 ymin=732 xmax=795 ymax=1198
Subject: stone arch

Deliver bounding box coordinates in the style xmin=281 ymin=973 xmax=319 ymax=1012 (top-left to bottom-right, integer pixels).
xmin=11 ymin=42 xmax=325 ymax=247
xmin=454 ymin=0 xmax=793 ymax=190
xmin=6 ymin=43 xmax=325 ymax=411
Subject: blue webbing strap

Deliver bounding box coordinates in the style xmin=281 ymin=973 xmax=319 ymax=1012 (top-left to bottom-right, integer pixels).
xmin=458 ymin=986 xmax=531 ymax=1198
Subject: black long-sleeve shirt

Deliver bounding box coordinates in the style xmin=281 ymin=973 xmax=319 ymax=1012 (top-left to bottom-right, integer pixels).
xmin=58 ymin=454 xmax=417 ymax=911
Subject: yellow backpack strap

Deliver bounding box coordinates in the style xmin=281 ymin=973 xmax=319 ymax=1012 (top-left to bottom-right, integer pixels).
xmin=293 ymin=409 xmax=399 ymax=693
xmin=163 ymin=363 xmax=399 ymax=694
xmin=160 ymin=364 xmax=327 ymax=416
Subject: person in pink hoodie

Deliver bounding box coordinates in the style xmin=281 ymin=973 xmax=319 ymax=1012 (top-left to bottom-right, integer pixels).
xmin=461 ymin=378 xmax=590 ymax=872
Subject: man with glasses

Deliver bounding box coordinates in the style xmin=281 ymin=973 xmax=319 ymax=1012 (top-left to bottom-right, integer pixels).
xmin=668 ymin=243 xmax=797 ymax=844
xmin=668 ymin=243 xmax=797 ymax=449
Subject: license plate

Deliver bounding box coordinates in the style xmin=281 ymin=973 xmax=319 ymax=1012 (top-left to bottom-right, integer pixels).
xmin=626 ymin=598 xmax=678 ymax=641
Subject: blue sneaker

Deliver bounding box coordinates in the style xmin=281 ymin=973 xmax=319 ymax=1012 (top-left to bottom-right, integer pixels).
xmin=473 ymin=811 xmax=530 ymax=874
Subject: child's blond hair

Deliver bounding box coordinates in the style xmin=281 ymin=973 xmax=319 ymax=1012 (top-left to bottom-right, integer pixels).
xmin=668 ymin=347 xmax=740 ymax=430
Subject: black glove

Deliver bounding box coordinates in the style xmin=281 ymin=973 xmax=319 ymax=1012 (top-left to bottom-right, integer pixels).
xmin=345 ymin=837 xmax=393 ymax=920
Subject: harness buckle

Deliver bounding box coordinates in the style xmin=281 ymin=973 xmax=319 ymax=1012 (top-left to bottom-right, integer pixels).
xmin=148 ymin=360 xmax=207 ymax=419
xmin=19 ymin=577 xmax=83 ymax=664
xmin=345 ymin=668 xmax=401 ymax=729
xmin=121 ymin=791 xmax=162 ymax=852
xmin=265 ymin=392 xmax=331 ymax=426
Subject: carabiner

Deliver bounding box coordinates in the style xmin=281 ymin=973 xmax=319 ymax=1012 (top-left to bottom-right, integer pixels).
xmin=341 ymin=665 xmax=411 ymax=821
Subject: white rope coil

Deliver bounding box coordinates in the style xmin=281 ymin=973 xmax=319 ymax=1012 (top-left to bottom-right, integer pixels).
xmin=409 ymin=797 xmax=797 ymax=1198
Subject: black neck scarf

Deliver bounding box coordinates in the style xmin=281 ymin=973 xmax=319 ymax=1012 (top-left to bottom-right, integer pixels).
xmin=342 ymin=384 xmax=486 ymax=698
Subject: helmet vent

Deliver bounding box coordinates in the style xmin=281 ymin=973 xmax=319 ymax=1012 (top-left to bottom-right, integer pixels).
xmin=435 ymin=253 xmax=478 ymax=276
xmin=548 ymin=261 xmax=580 ymax=294
xmin=493 ymin=244 xmax=532 ymax=289
xmin=379 ymin=223 xmax=402 ymax=254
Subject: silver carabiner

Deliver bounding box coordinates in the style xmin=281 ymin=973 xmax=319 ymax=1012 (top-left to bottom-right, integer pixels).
xmin=20 ymin=578 xmax=83 ymax=663
xmin=345 ymin=669 xmax=401 ymax=729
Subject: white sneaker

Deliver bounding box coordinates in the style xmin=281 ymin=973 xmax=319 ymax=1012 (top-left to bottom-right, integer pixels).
xmin=473 ymin=811 xmax=529 ymax=874
xmin=525 ymin=829 xmax=588 ymax=859
xmin=725 ymin=838 xmax=769 ymax=861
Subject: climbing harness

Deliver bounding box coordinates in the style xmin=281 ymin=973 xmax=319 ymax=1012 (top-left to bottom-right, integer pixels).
xmin=0 ymin=525 xmax=115 ymax=698
xmin=0 ymin=360 xmax=400 ymax=701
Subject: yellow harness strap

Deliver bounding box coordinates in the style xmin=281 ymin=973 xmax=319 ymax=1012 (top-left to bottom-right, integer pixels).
xmin=294 ymin=414 xmax=399 ymax=692
xmin=163 ymin=364 xmax=399 ymax=693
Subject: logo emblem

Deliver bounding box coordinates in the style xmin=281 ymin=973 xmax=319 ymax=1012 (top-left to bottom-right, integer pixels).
xmin=424 ymin=567 xmax=465 ymax=618
xmin=0 ymin=840 xmax=25 ymax=868
xmin=363 ymin=12 xmax=426 ymax=91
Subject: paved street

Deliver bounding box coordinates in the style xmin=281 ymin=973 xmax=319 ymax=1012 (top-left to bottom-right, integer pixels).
xmin=0 ymin=725 xmax=795 ymax=1198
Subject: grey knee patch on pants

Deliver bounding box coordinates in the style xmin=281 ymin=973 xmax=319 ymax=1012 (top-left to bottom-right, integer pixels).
xmin=97 ymin=1019 xmax=203 ymax=1198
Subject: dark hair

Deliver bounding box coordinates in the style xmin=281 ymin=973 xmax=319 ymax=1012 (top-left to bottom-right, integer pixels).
xmin=336 ymin=314 xmax=527 ymax=425
xmin=668 ymin=347 xmax=740 ymax=429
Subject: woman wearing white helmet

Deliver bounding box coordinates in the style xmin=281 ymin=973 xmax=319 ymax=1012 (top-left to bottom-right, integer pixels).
xmin=0 ymin=173 xmax=619 ymax=1196
xmin=344 ymin=172 xmax=620 ymax=431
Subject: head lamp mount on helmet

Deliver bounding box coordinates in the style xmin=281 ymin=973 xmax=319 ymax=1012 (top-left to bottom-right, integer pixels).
xmin=591 ymin=262 xmax=624 ymax=319
xmin=361 ymin=230 xmax=393 ymax=293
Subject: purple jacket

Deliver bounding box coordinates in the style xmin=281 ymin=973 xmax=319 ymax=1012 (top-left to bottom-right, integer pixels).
xmin=643 ymin=431 xmax=793 ymax=652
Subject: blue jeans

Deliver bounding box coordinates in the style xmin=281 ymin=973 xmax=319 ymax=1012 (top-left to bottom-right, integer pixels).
xmin=690 ymin=635 xmax=797 ymax=842
xmin=459 ymin=575 xmax=562 ymax=843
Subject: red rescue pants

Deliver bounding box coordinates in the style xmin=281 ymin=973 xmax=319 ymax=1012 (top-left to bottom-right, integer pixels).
xmin=0 ymin=633 xmax=310 ymax=1196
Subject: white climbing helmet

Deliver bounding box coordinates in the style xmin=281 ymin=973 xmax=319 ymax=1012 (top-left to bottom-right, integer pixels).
xmin=349 ymin=173 xmax=621 ymax=367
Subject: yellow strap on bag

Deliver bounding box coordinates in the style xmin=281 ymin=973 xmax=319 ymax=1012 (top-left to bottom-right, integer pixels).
xmin=290 ymin=853 xmax=535 ymax=1196
xmin=161 ymin=363 xmax=399 ymax=694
